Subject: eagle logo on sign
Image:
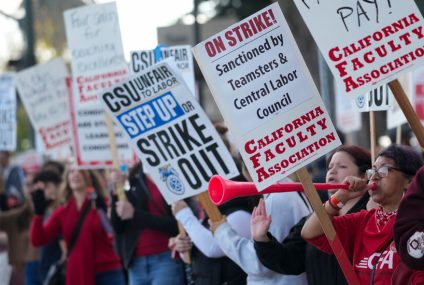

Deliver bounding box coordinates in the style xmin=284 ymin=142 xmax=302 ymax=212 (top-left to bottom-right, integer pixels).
xmin=159 ymin=164 xmax=185 ymax=195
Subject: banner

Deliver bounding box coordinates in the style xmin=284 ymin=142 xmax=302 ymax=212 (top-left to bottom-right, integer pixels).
xmin=193 ymin=3 xmax=341 ymax=190
xmin=100 ymin=61 xmax=239 ymax=203
xmin=15 ymin=59 xmax=72 ymax=152
xmin=294 ymin=0 xmax=424 ymax=98
xmin=64 ymin=2 xmax=133 ymax=168
xmin=335 ymin=82 xmax=361 ymax=134
xmin=0 ymin=73 xmax=16 ymax=151
xmin=354 ymin=84 xmax=393 ymax=112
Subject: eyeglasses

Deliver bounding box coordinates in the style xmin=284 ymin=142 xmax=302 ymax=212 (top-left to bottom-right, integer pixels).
xmin=366 ymin=165 xmax=402 ymax=179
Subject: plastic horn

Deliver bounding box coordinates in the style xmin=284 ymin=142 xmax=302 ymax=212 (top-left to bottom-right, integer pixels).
xmin=208 ymin=175 xmax=349 ymax=206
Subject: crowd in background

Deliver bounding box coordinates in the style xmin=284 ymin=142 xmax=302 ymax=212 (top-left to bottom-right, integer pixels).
xmin=0 ymin=124 xmax=423 ymax=285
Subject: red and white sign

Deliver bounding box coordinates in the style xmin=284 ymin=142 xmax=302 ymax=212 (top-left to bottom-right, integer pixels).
xmin=294 ymin=1 xmax=424 ymax=98
xmin=15 ymin=59 xmax=73 ymax=151
xmin=413 ymin=67 xmax=424 ymax=121
xmin=64 ymin=2 xmax=133 ymax=168
xmin=193 ymin=3 xmax=341 ymax=190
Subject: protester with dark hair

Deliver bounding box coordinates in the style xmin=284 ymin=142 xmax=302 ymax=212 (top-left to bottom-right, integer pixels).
xmin=31 ymin=170 xmax=63 ymax=284
xmin=41 ymin=160 xmax=65 ymax=176
xmin=302 ymin=144 xmax=423 ymax=284
xmin=392 ymin=165 xmax=424 ymax=283
xmin=30 ymin=168 xmax=124 ymax=285
xmin=252 ymin=145 xmax=372 ymax=285
xmin=111 ymin=161 xmax=185 ymax=285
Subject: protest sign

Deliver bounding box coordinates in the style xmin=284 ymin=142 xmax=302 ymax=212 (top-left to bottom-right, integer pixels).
xmin=413 ymin=67 xmax=424 ymax=121
xmin=100 ymin=61 xmax=239 ymax=204
xmin=0 ymin=73 xmax=16 ymax=151
xmin=335 ymin=83 xmax=361 ymax=134
xmin=15 ymin=59 xmax=72 ymax=152
xmin=354 ymin=84 xmax=393 ymax=112
xmin=294 ymin=1 xmax=424 ymax=98
xmin=64 ymin=2 xmax=133 ymax=168
xmin=387 ymin=73 xmax=412 ymax=129
xmin=131 ymin=45 xmax=196 ymax=97
xmin=192 ymin=2 xmax=341 ymax=190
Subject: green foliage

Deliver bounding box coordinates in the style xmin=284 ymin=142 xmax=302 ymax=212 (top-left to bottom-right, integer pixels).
xmin=32 ymin=0 xmax=90 ymax=56
xmin=16 ymin=104 xmax=32 ymax=151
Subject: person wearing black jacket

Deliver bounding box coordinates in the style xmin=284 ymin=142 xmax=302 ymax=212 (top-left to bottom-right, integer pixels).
xmin=111 ymin=161 xmax=185 ymax=285
xmin=252 ymin=145 xmax=372 ymax=285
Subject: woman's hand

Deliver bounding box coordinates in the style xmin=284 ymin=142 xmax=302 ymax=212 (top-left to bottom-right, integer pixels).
xmin=115 ymin=200 xmax=134 ymax=220
xmin=335 ymin=176 xmax=372 ymax=203
xmin=171 ymin=200 xmax=188 ymax=215
xmin=174 ymin=234 xmax=193 ymax=253
xmin=208 ymin=216 xmax=227 ymax=234
xmin=30 ymin=188 xmax=48 ymax=216
xmin=250 ymin=199 xmax=271 ymax=242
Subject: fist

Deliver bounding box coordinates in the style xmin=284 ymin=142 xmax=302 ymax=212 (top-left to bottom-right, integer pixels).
xmin=171 ymin=200 xmax=188 ymax=215
xmin=115 ymin=200 xmax=134 ymax=220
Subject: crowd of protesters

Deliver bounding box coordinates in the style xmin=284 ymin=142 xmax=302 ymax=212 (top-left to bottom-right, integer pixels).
xmin=1 ymin=124 xmax=424 ymax=285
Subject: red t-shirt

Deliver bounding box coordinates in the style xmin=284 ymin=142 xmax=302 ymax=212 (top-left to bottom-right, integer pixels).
xmin=135 ymin=177 xmax=170 ymax=256
xmin=30 ymin=197 xmax=122 ymax=285
xmin=306 ymin=209 xmax=400 ymax=285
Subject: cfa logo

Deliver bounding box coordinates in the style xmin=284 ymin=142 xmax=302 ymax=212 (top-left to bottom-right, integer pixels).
xmin=355 ymin=250 xmax=395 ymax=270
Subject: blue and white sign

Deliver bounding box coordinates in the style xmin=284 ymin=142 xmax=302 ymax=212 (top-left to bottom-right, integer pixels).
xmin=100 ymin=61 xmax=239 ymax=204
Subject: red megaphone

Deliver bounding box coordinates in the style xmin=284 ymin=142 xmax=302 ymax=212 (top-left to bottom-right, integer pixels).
xmin=208 ymin=175 xmax=349 ymax=205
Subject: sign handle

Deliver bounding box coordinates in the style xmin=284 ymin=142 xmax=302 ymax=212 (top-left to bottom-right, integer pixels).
xmin=104 ymin=114 xmax=126 ymax=201
xmin=177 ymin=222 xmax=191 ymax=264
xmin=198 ymin=191 xmax=223 ymax=222
xmin=369 ymin=111 xmax=376 ymax=162
xmin=296 ymin=167 xmax=360 ymax=285
xmin=396 ymin=126 xmax=402 ymax=145
xmin=389 ymin=79 xmax=424 ymax=147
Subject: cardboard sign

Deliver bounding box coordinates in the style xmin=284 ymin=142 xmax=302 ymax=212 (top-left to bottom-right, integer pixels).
xmin=100 ymin=61 xmax=239 ymax=204
xmin=130 ymin=45 xmax=196 ymax=97
xmin=15 ymin=59 xmax=73 ymax=151
xmin=387 ymin=72 xmax=412 ymax=129
xmin=64 ymin=2 xmax=133 ymax=168
xmin=294 ymin=1 xmax=424 ymax=98
xmin=335 ymin=82 xmax=362 ymax=134
xmin=192 ymin=3 xmax=341 ymax=190
xmin=354 ymin=84 xmax=393 ymax=112
xmin=413 ymin=67 xmax=424 ymax=121
xmin=0 ymin=73 xmax=16 ymax=151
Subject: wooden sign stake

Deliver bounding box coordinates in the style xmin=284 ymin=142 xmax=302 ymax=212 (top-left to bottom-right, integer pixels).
xmin=296 ymin=167 xmax=360 ymax=285
xmin=389 ymin=79 xmax=424 ymax=147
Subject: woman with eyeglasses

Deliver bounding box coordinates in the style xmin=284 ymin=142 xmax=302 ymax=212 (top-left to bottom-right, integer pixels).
xmin=252 ymin=145 xmax=372 ymax=285
xmin=301 ymin=144 xmax=423 ymax=285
